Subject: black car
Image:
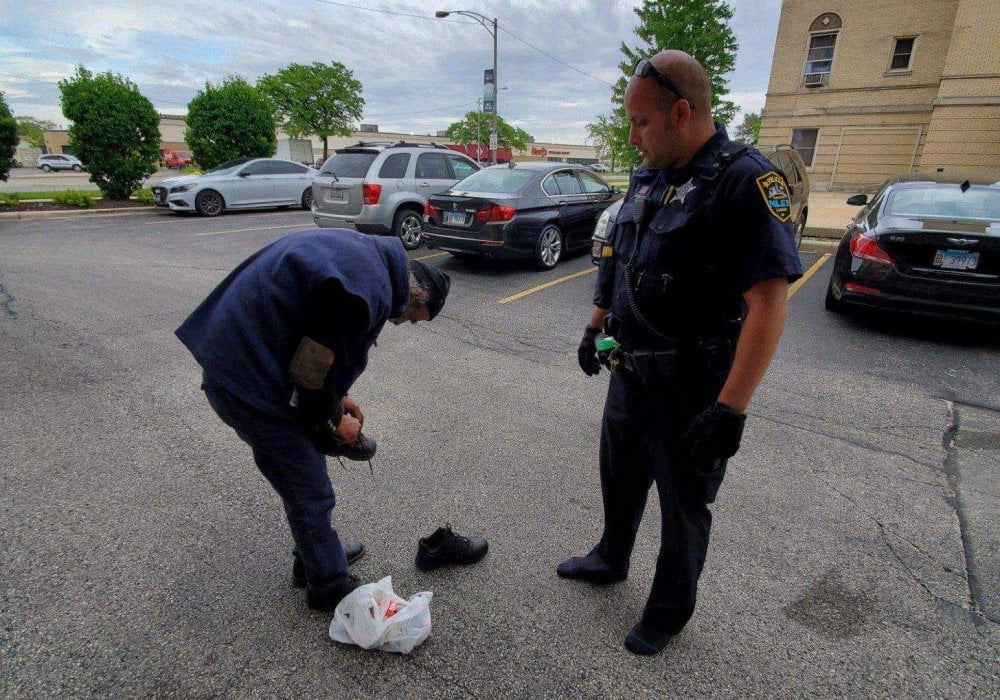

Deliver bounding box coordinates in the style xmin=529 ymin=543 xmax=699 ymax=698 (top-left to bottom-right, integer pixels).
xmin=422 ymin=162 xmax=622 ymax=269
xmin=824 ymin=173 xmax=1000 ymax=322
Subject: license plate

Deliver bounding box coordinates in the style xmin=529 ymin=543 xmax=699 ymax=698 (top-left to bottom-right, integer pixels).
xmin=933 ymin=249 xmax=980 ymax=271
xmin=327 ymin=189 xmax=346 ymax=202
xmin=443 ymin=211 xmax=466 ymax=226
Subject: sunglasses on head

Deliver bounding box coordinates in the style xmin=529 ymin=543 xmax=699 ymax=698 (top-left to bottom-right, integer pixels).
xmin=633 ymin=59 xmax=692 ymax=108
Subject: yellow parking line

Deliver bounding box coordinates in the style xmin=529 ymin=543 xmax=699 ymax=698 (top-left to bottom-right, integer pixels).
xmin=787 ymin=253 xmax=831 ymax=299
xmin=413 ymin=251 xmax=448 ymax=261
xmin=194 ymin=224 xmax=307 ymax=237
xmin=497 ymin=266 xmax=597 ymax=305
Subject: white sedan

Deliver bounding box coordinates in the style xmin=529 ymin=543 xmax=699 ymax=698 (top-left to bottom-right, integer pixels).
xmin=152 ymin=157 xmax=317 ymax=216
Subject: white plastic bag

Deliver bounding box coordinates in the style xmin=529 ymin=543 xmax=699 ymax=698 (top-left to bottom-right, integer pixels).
xmin=328 ymin=576 xmax=432 ymax=654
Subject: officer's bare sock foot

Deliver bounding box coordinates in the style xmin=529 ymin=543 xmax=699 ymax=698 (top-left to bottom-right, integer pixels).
xmin=624 ymin=621 xmax=673 ymax=655
xmin=556 ymin=549 xmax=627 ymax=585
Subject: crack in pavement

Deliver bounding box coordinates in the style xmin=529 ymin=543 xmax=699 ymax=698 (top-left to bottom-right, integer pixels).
xmin=755 ymin=412 xmax=942 ymax=472
xmin=423 ymin=312 xmax=573 ymax=364
xmin=0 ymin=281 xmax=16 ymax=318
xmin=942 ymin=401 xmax=1000 ymax=626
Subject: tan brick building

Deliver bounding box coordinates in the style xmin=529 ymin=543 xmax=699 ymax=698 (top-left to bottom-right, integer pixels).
xmin=759 ymin=0 xmax=1000 ymax=190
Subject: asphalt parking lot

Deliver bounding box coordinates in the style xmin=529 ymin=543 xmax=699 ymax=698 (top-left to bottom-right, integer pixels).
xmin=2 ymin=208 xmax=998 ymax=698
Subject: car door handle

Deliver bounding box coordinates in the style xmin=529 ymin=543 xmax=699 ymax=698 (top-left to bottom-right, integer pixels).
xmin=420 ymin=182 xmax=430 ymax=186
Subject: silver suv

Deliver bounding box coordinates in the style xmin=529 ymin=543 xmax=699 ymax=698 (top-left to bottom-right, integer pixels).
xmin=37 ymin=154 xmax=85 ymax=172
xmin=311 ymin=141 xmax=480 ymax=249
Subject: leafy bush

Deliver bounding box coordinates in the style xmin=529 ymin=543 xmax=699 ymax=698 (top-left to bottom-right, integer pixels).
xmin=132 ymin=187 xmax=154 ymax=203
xmin=179 ymin=165 xmax=200 ymax=175
xmin=53 ymin=190 xmax=94 ymax=207
xmin=0 ymin=192 xmax=21 ymax=207
xmin=186 ymin=77 xmax=276 ymax=170
xmin=58 ymin=66 xmax=161 ymax=200
xmin=0 ymin=92 xmax=17 ymax=182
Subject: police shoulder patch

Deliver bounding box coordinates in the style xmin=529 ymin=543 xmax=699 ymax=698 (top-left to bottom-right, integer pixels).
xmin=755 ymin=171 xmax=791 ymax=222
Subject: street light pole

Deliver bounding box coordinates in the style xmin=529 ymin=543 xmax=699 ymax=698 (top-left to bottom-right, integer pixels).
xmin=436 ymin=9 xmax=499 ymax=165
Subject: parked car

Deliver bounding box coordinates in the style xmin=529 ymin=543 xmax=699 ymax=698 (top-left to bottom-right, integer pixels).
xmin=824 ymin=172 xmax=1000 ymax=322
xmin=757 ymin=144 xmax=810 ymax=249
xmin=161 ymin=149 xmax=194 ymax=169
xmin=590 ymin=163 xmax=611 ymax=172
xmin=311 ymin=141 xmax=481 ymax=250
xmin=37 ymin=154 xmax=84 ymax=172
xmin=422 ymin=162 xmax=623 ymax=270
xmin=590 ymin=144 xmax=811 ymax=265
xmin=151 ymin=157 xmax=317 ymax=216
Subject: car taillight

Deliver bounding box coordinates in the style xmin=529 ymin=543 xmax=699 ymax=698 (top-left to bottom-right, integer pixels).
xmin=362 ymin=183 xmax=382 ymax=205
xmin=474 ymin=204 xmax=516 ymax=223
xmin=849 ymin=232 xmax=893 ymax=266
xmin=425 ymin=200 xmax=440 ymax=218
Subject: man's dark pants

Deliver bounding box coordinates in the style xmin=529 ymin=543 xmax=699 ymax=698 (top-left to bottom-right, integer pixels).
xmin=201 ymin=377 xmax=351 ymax=596
xmin=595 ymin=365 xmax=727 ymax=635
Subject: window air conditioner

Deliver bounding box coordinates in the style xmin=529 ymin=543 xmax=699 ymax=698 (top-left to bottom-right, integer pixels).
xmin=804 ymin=73 xmax=826 ymax=87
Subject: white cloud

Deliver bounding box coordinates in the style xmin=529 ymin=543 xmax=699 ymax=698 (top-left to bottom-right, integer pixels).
xmin=5 ymin=0 xmax=782 ymax=144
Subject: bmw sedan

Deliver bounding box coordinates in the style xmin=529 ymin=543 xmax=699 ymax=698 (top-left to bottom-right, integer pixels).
xmin=421 ymin=163 xmax=622 ymax=269
xmin=824 ymin=173 xmax=1000 ymax=322
xmin=152 ymin=158 xmax=318 ymax=216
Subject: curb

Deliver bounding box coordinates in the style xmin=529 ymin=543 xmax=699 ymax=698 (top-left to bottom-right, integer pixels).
xmin=0 ymin=206 xmax=159 ymax=221
xmin=803 ymin=225 xmax=846 ymax=240
xmin=800 ymin=237 xmax=839 ymax=254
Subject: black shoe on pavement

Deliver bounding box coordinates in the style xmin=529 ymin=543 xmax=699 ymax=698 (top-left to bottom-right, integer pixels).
xmin=623 ymin=620 xmax=674 ymax=656
xmin=556 ymin=549 xmax=627 ymax=585
xmin=292 ymin=541 xmax=366 ymax=589
xmin=305 ymin=573 xmax=363 ymax=612
xmin=415 ymin=523 xmax=488 ymax=571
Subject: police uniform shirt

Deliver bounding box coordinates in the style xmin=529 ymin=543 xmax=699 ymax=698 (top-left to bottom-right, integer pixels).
xmin=594 ymin=126 xmax=803 ymax=344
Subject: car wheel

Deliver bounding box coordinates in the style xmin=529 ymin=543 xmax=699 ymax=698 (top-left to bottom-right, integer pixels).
xmin=824 ymin=278 xmax=843 ymax=313
xmin=533 ymin=224 xmax=563 ymax=270
xmin=301 ymin=188 xmax=314 ymax=210
xmin=72 ymin=164 xmax=83 ymax=172
xmin=793 ymin=212 xmax=806 ymax=250
xmin=393 ymin=208 xmax=423 ymax=251
xmin=195 ymin=189 xmax=225 ymax=217
xmin=40 ymin=164 xmax=52 ymax=172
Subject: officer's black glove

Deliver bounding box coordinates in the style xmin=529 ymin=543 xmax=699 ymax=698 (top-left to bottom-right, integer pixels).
xmin=686 ymin=401 xmax=747 ymax=461
xmin=577 ymin=326 xmax=602 ymax=376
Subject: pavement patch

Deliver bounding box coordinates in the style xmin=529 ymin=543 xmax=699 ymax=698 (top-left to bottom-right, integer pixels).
xmin=784 ymin=568 xmax=877 ymax=639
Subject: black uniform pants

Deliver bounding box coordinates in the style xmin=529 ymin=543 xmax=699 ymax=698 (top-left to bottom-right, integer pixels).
xmin=595 ymin=365 xmax=727 ymax=634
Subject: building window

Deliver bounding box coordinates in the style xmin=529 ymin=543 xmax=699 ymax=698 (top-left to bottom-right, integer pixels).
xmin=804 ymin=13 xmax=842 ymax=87
xmin=889 ymin=37 xmax=916 ymax=71
xmin=791 ymin=129 xmax=819 ymax=168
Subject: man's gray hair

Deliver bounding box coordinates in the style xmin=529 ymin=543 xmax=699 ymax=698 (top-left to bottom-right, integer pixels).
xmin=408 ymin=272 xmax=430 ymax=307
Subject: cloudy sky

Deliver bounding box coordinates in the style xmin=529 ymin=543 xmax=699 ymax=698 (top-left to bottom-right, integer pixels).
xmin=0 ymin=0 xmax=783 ymax=144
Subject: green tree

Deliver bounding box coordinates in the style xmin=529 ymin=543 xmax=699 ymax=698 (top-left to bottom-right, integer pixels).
xmin=258 ymin=62 xmax=363 ymax=160
xmin=732 ymin=110 xmax=761 ymax=145
xmin=59 ymin=66 xmax=161 ymax=199
xmin=586 ymin=114 xmax=630 ymax=171
xmin=0 ymin=93 xmax=18 ymax=181
xmin=444 ymin=111 xmax=532 ymax=154
xmin=15 ymin=116 xmax=59 ymax=148
xmin=588 ymin=0 xmax=741 ymax=170
xmin=186 ymin=77 xmax=276 ymax=170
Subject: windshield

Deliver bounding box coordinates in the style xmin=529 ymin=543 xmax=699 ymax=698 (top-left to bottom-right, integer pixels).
xmin=450 ymin=168 xmax=535 ymax=194
xmin=203 ymin=158 xmax=254 ymax=175
xmin=321 ymin=152 xmax=377 ymax=177
xmin=886 ymin=185 xmax=1000 ymax=221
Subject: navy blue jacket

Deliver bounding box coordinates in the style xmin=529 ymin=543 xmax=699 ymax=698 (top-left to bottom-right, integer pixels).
xmin=594 ymin=126 xmax=803 ymax=347
xmin=176 ymin=228 xmax=410 ymax=418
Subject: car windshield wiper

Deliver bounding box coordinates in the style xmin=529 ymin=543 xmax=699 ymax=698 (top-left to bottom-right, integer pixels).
xmin=321 ymin=169 xmax=339 ymax=182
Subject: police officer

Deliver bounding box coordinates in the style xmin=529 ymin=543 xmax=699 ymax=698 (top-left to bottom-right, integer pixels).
xmin=176 ymin=228 xmax=451 ymax=612
xmin=558 ymin=50 xmax=803 ymax=655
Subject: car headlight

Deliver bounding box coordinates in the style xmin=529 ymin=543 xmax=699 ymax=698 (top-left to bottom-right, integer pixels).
xmin=594 ymin=207 xmax=613 ymax=239
xmin=169 ymin=183 xmax=195 ymax=193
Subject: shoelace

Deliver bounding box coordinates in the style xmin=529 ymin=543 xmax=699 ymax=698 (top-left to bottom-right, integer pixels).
xmin=333 ymin=430 xmax=375 ymax=476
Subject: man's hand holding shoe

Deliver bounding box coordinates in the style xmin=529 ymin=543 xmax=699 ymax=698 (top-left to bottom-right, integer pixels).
xmin=577 ymin=326 xmax=602 ymax=376
xmin=686 ymin=401 xmax=746 ymax=461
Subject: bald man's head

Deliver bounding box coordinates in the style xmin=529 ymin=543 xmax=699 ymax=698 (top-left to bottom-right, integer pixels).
xmin=646 ymin=50 xmax=713 ymax=118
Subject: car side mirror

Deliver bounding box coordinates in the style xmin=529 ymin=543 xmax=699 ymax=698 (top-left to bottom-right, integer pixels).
xmin=847 ymin=194 xmax=868 ymax=206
